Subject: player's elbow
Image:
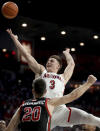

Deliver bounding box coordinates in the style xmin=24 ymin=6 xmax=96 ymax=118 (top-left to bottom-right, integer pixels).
xmin=29 ymin=64 xmax=40 ymax=74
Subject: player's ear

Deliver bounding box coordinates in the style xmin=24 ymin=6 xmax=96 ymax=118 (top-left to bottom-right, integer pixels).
xmin=57 ymin=63 xmax=60 ymax=70
xmin=44 ymin=89 xmax=47 ymax=95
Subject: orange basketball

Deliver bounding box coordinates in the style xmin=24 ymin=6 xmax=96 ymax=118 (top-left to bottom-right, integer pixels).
xmin=1 ymin=1 xmax=19 ymax=19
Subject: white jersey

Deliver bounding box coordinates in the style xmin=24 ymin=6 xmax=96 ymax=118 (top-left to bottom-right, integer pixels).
xmin=41 ymin=70 xmax=65 ymax=98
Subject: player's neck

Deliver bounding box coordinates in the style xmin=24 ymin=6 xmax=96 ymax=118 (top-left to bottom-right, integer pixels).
xmin=33 ymin=94 xmax=44 ymax=99
xmin=47 ymin=69 xmax=58 ymax=73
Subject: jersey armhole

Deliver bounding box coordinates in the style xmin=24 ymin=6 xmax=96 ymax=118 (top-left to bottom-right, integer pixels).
xmin=19 ymin=101 xmax=25 ymax=114
xmin=41 ymin=69 xmax=47 ymax=77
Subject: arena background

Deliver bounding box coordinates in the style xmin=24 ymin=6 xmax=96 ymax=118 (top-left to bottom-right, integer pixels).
xmin=0 ymin=0 xmax=100 ymax=131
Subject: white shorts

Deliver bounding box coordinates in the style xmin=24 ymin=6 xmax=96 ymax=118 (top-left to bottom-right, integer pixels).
xmin=51 ymin=105 xmax=99 ymax=130
xmin=51 ymin=105 xmax=73 ymax=129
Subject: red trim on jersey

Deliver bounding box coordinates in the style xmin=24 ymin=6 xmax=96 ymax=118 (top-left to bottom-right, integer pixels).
xmin=19 ymin=101 xmax=25 ymax=114
xmin=45 ymin=99 xmax=52 ymax=117
xmin=45 ymin=98 xmax=51 ymax=131
xmin=67 ymin=107 xmax=72 ymax=122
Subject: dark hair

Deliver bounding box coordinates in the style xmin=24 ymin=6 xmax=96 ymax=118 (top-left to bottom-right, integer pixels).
xmin=50 ymin=55 xmax=62 ymax=71
xmin=32 ymin=78 xmax=46 ymax=97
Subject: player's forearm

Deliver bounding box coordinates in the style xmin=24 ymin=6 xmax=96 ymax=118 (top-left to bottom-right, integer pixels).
xmin=49 ymin=82 xmax=93 ymax=107
xmin=5 ymin=118 xmax=18 ymax=131
xmin=5 ymin=108 xmax=20 ymax=131
xmin=64 ymin=52 xmax=75 ymax=65
xmin=5 ymin=120 xmax=18 ymax=131
xmin=10 ymin=35 xmax=41 ymax=73
xmin=63 ymin=53 xmax=75 ymax=79
xmin=62 ymin=56 xmax=75 ymax=84
xmin=59 ymin=82 xmax=92 ymax=105
xmin=5 ymin=126 xmax=13 ymax=131
xmin=51 ymin=75 xmax=96 ymax=107
xmin=10 ymin=34 xmax=31 ymax=59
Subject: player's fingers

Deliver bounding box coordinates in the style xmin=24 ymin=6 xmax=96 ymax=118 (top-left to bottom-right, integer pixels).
xmin=88 ymin=75 xmax=97 ymax=83
xmin=66 ymin=48 xmax=70 ymax=50
xmin=9 ymin=28 xmax=12 ymax=33
xmin=15 ymin=35 xmax=18 ymax=39
xmin=65 ymin=48 xmax=70 ymax=52
xmin=6 ymin=28 xmax=11 ymax=34
xmin=6 ymin=29 xmax=9 ymax=32
xmin=89 ymin=75 xmax=97 ymax=80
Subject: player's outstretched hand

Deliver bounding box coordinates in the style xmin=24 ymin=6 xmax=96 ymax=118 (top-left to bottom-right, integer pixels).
xmin=63 ymin=48 xmax=70 ymax=55
xmin=87 ymin=75 xmax=97 ymax=85
xmin=6 ymin=29 xmax=18 ymax=39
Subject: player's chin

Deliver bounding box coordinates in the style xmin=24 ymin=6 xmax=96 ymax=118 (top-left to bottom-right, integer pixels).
xmin=46 ymin=67 xmax=52 ymax=72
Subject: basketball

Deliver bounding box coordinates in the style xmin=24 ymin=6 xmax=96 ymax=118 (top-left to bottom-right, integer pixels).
xmin=1 ymin=1 xmax=19 ymax=19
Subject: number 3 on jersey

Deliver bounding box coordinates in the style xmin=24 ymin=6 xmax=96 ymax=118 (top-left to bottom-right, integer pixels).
xmin=22 ymin=106 xmax=41 ymax=122
xmin=49 ymin=80 xmax=55 ymax=89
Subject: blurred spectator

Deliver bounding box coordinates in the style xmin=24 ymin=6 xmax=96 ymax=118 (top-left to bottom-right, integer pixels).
xmin=82 ymin=124 xmax=98 ymax=131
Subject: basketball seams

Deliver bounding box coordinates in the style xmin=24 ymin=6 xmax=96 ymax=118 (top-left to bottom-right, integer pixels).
xmin=2 ymin=3 xmax=18 ymax=12
xmin=2 ymin=1 xmax=17 ymax=8
xmin=2 ymin=6 xmax=18 ymax=14
xmin=1 ymin=2 xmax=18 ymax=19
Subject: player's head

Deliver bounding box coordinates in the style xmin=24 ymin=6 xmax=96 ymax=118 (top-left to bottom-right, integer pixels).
xmin=46 ymin=55 xmax=62 ymax=73
xmin=0 ymin=120 xmax=6 ymax=131
xmin=32 ymin=78 xmax=47 ymax=98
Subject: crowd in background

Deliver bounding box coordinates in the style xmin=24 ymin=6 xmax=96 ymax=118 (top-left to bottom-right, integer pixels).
xmin=0 ymin=66 xmax=100 ymax=131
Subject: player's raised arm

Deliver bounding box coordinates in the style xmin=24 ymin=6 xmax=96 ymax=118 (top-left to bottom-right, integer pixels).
xmin=5 ymin=108 xmax=20 ymax=131
xmin=61 ymin=48 xmax=75 ymax=85
xmin=6 ymin=29 xmax=45 ymax=74
xmin=48 ymin=75 xmax=97 ymax=107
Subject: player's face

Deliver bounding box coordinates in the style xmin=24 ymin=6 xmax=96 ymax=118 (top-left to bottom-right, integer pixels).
xmin=46 ymin=58 xmax=60 ymax=72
